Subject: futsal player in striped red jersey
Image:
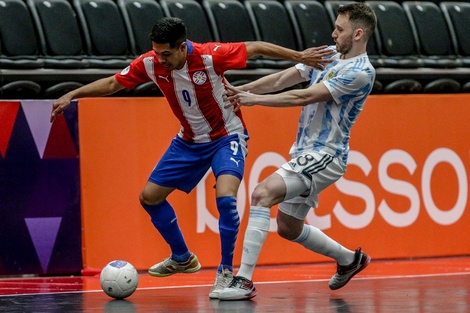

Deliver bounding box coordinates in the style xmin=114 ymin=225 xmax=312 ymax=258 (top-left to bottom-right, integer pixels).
xmin=50 ymin=17 xmax=332 ymax=299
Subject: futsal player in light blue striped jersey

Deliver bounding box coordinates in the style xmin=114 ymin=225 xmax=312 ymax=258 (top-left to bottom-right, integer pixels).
xmin=219 ymin=2 xmax=377 ymax=300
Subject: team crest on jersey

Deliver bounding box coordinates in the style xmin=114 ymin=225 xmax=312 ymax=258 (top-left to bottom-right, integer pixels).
xmin=325 ymin=69 xmax=336 ymax=80
xmin=120 ymin=66 xmax=130 ymax=75
xmin=192 ymin=71 xmax=207 ymax=85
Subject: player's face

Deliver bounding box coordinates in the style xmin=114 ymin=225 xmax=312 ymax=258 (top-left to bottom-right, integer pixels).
xmin=152 ymin=41 xmax=187 ymax=71
xmin=332 ymin=14 xmax=355 ymax=56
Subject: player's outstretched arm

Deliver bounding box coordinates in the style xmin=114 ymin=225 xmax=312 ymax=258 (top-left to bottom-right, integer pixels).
xmin=236 ymin=67 xmax=303 ymax=95
xmin=245 ymin=41 xmax=333 ymax=69
xmin=50 ymin=76 xmax=125 ymax=123
xmin=225 ymin=81 xmax=333 ymax=110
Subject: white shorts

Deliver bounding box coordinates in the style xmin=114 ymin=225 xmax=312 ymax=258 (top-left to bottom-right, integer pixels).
xmin=276 ymin=151 xmax=345 ymax=220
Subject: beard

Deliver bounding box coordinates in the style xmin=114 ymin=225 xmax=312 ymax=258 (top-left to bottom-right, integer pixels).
xmin=336 ymin=35 xmax=353 ymax=55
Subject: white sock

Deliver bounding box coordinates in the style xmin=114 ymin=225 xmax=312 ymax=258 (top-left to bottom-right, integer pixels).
xmin=236 ymin=206 xmax=271 ymax=281
xmin=293 ymin=224 xmax=355 ymax=266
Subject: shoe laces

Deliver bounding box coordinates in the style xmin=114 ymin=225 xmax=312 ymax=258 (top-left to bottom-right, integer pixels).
xmin=160 ymin=257 xmax=178 ymax=269
xmin=216 ymin=271 xmax=232 ymax=286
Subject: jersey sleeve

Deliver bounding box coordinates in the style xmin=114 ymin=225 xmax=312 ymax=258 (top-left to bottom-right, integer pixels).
xmin=295 ymin=63 xmax=317 ymax=82
xmin=209 ymin=42 xmax=248 ymax=73
xmin=323 ymin=67 xmax=373 ymax=103
xmin=115 ymin=53 xmax=153 ymax=90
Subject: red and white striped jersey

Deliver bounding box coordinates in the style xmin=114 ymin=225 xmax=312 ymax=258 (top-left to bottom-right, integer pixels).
xmin=115 ymin=40 xmax=248 ymax=143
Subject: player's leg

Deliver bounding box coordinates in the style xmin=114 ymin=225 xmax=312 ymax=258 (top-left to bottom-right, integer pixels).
xmin=143 ymin=137 xmax=211 ymax=277
xmin=208 ymin=175 xmax=240 ymax=299
xmin=209 ymin=134 xmax=246 ymax=298
xmin=214 ymin=175 xmax=242 ymax=274
xmin=277 ymin=206 xmax=357 ymax=264
xmin=237 ymin=173 xmax=287 ymax=280
xmin=279 ymin=207 xmax=370 ymax=289
xmin=218 ymin=172 xmax=289 ymax=300
xmin=141 ymin=182 xmax=201 ymax=277
xmin=281 ymin=206 xmax=370 ymax=290
xmin=277 ymin=153 xmax=370 ymax=290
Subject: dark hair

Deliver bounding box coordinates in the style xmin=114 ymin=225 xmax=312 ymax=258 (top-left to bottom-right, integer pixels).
xmin=338 ymin=2 xmax=377 ymax=39
xmin=149 ymin=17 xmax=187 ymax=48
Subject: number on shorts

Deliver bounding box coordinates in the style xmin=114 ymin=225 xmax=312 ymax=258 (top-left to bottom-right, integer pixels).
xmin=230 ymin=141 xmax=239 ymax=155
xmin=296 ymin=154 xmax=315 ymax=166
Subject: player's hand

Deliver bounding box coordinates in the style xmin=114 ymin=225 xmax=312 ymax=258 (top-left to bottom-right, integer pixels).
xmin=223 ymin=79 xmax=242 ymax=112
xmin=300 ymin=45 xmax=334 ymax=70
xmin=224 ymin=84 xmax=257 ymax=112
xmin=50 ymin=95 xmax=72 ymax=123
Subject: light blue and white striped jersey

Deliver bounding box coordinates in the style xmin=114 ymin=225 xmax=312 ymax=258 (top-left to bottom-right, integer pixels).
xmin=291 ymin=46 xmax=375 ymax=165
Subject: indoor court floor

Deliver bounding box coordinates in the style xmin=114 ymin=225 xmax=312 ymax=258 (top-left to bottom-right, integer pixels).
xmin=0 ymin=256 xmax=469 ymax=313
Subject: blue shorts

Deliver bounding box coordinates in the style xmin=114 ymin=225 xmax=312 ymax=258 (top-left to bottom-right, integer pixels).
xmin=148 ymin=133 xmax=249 ymax=193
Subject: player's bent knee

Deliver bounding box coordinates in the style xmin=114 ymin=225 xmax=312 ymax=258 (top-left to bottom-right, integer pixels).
xmin=139 ymin=190 xmax=164 ymax=206
xmin=277 ymin=226 xmax=294 ymax=241
xmin=277 ymin=221 xmax=302 ymax=241
xmin=251 ymin=185 xmax=272 ymax=207
xmin=139 ymin=191 xmax=150 ymax=205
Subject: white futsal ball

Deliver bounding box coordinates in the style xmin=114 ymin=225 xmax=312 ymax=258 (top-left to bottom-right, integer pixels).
xmin=100 ymin=260 xmax=139 ymax=299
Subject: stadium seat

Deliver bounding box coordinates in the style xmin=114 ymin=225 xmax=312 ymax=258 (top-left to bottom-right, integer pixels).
xmin=366 ymin=1 xmax=423 ymax=69
xmin=324 ymin=0 xmax=354 ymax=25
xmin=0 ymin=80 xmax=42 ymax=99
xmin=284 ymin=0 xmax=334 ymax=50
xmin=116 ymin=0 xmax=166 ymax=97
xmin=132 ymin=81 xmax=164 ymax=97
xmin=462 ymin=81 xmax=470 ymax=92
xmin=423 ymin=78 xmax=461 ymax=93
xmin=383 ymin=79 xmax=422 ymax=94
xmin=0 ymin=0 xmax=44 ymax=69
xmin=117 ymin=0 xmax=165 ymax=55
xmin=73 ymin=0 xmax=135 ymax=68
xmin=244 ymin=0 xmax=298 ymax=69
xmin=203 ymin=0 xmax=256 ymax=43
xmin=402 ymin=1 xmax=461 ymax=68
xmin=367 ymin=0 xmax=427 ymax=93
xmin=160 ymin=0 xmax=214 ymax=43
xmin=43 ymin=82 xmax=85 ymax=99
xmin=202 ymin=0 xmax=263 ymax=68
xmin=26 ymin=0 xmax=89 ymax=69
xmin=440 ymin=2 xmax=470 ymax=67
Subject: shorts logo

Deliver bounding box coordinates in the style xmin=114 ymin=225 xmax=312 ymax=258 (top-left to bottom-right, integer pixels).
xmin=230 ymin=157 xmax=241 ymax=167
xmin=192 ymin=71 xmax=207 ymax=85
